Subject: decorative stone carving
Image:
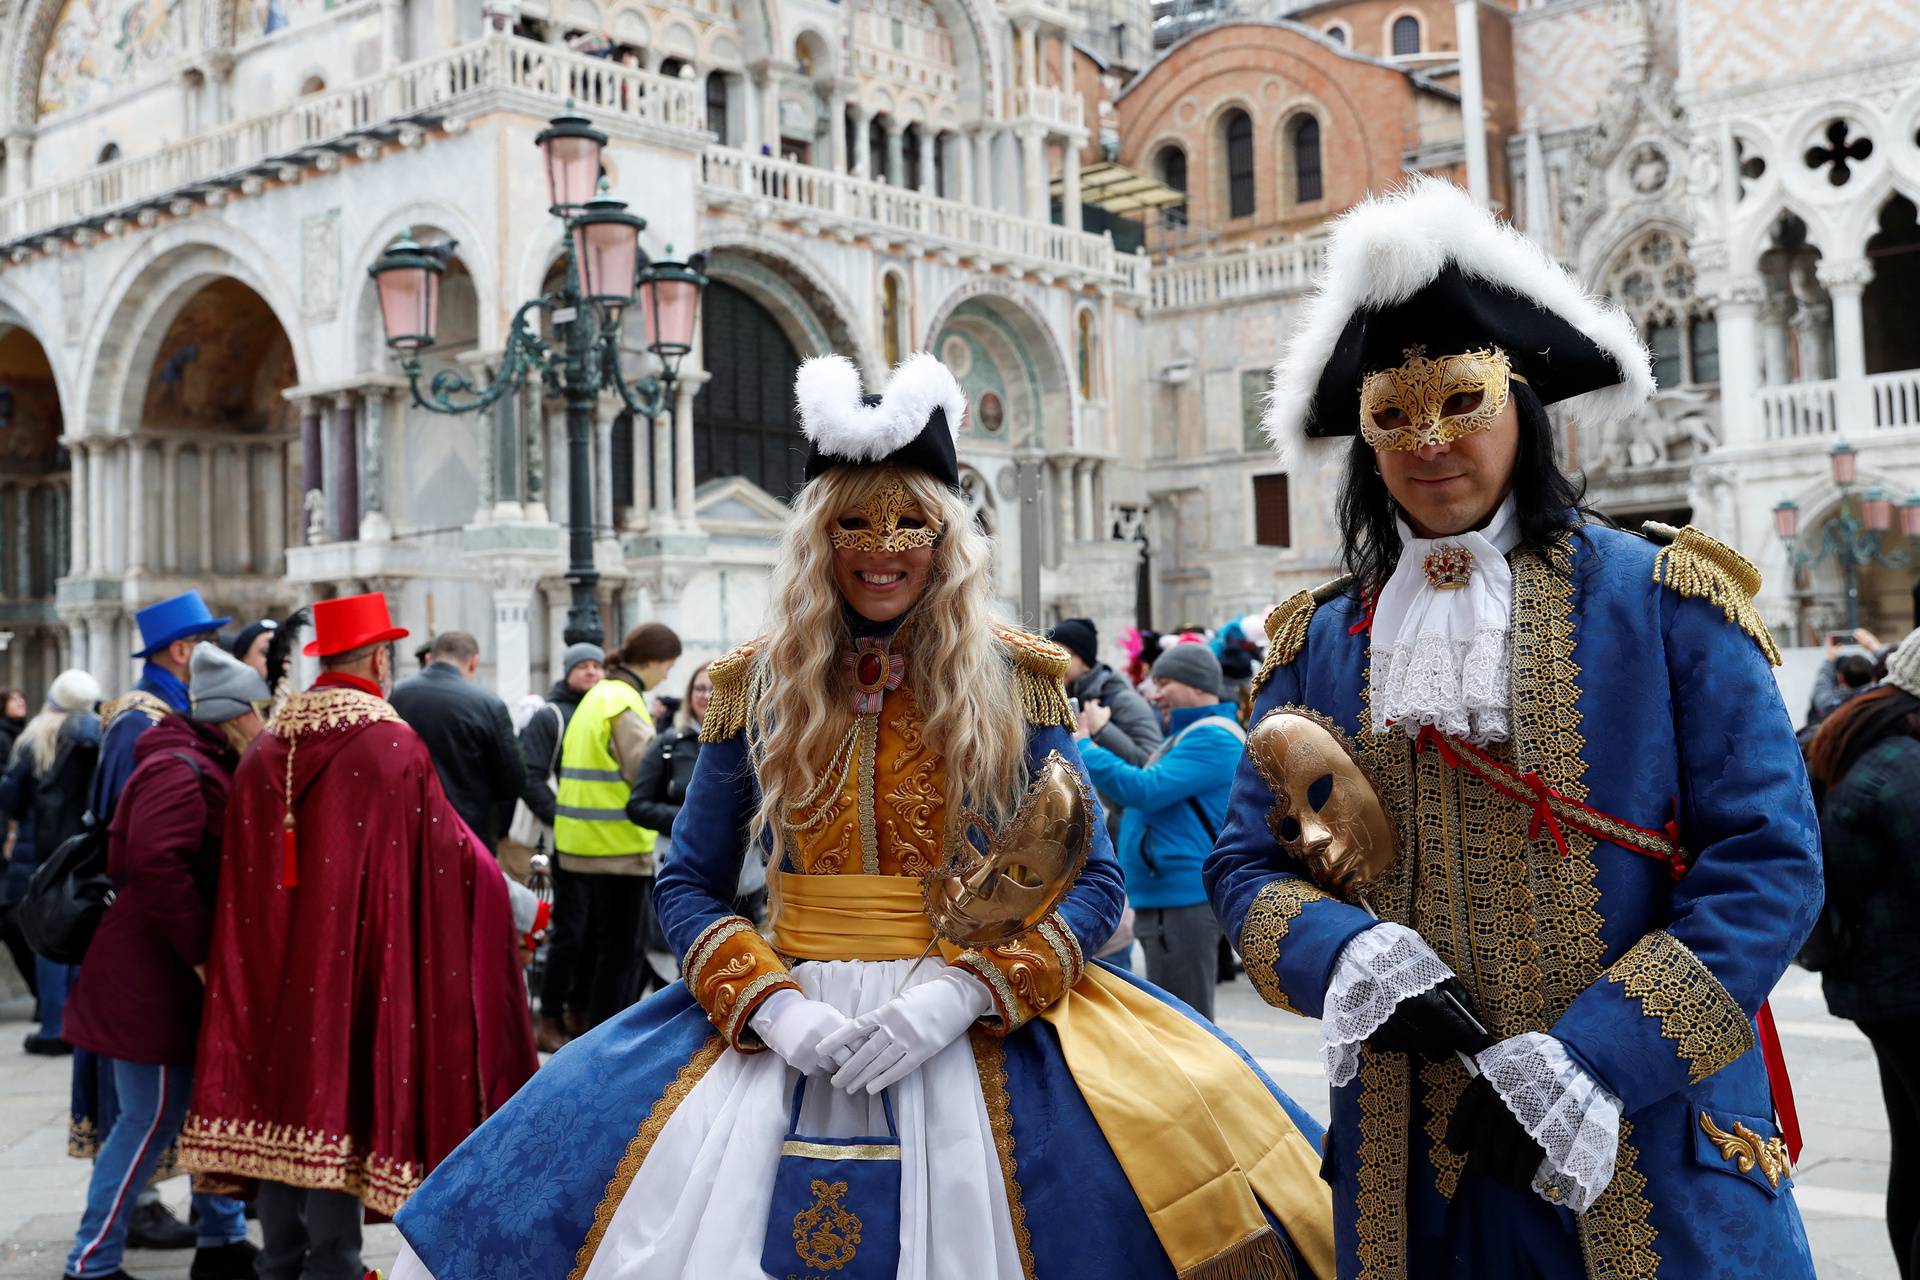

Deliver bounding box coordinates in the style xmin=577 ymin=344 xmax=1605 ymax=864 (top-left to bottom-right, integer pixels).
xmin=302 ymin=210 xmax=341 ymax=322
xmin=59 ymin=256 xmax=82 ymax=343
xmin=1628 ymin=143 xmax=1670 ymax=194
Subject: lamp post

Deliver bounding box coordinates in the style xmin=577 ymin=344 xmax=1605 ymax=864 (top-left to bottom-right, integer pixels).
xmin=368 ymin=110 xmax=707 ymax=646
xmin=1773 ymin=440 xmax=1920 ymax=633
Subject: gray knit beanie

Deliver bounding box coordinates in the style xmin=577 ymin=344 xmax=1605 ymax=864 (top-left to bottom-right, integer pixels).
xmin=1150 ymin=642 xmax=1224 ymax=698
xmin=1887 ymin=629 xmax=1920 ymax=700
xmin=562 ymin=641 xmax=606 ymax=676
xmin=189 ymin=641 xmax=271 ymax=723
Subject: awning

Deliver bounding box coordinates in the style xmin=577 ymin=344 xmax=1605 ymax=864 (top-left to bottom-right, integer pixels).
xmin=1052 ymin=161 xmax=1188 ymax=214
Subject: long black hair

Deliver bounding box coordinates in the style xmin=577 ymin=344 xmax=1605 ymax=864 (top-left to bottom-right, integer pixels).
xmin=1335 ymin=380 xmax=1604 ymax=596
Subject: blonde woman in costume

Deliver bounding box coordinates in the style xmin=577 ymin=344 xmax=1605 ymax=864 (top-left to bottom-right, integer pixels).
xmin=389 ymin=355 xmax=1334 ymax=1280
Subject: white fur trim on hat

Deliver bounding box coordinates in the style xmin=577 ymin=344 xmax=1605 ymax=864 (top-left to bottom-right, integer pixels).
xmin=48 ymin=668 xmax=102 ymax=713
xmin=1262 ymin=175 xmax=1654 ymax=457
xmin=795 ymin=352 xmax=967 ymax=462
xmin=1887 ymin=628 xmax=1920 ymax=701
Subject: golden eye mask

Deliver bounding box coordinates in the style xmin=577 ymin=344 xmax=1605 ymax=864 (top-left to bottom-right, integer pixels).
xmin=1359 ymin=346 xmax=1523 ymax=451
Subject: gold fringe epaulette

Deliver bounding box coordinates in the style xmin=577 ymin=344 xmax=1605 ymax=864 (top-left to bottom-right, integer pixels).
xmin=1646 ymin=522 xmax=1782 ymax=667
xmin=993 ymin=623 xmax=1075 ymax=729
xmin=101 ymin=689 xmax=172 ymax=733
xmin=1251 ymin=575 xmax=1353 ymax=698
xmin=699 ymin=638 xmax=764 ymax=744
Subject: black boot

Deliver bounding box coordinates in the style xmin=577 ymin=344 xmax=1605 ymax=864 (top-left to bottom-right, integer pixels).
xmin=189 ymin=1239 xmax=262 ymax=1280
xmin=125 ymin=1199 xmax=196 ymax=1250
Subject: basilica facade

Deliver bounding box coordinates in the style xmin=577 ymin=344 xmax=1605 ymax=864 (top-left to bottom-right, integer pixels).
xmin=1 ymin=0 xmax=1916 ymax=698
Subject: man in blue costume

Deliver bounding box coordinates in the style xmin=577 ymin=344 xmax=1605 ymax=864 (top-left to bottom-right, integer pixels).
xmin=1205 ymin=177 xmax=1822 ymax=1280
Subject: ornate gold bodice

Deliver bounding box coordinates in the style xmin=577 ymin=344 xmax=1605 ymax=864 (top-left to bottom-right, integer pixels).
xmin=786 ymin=682 xmax=951 ymax=878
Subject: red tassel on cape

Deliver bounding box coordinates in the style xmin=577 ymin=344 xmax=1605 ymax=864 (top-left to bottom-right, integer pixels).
xmin=282 ymin=816 xmax=299 ymax=889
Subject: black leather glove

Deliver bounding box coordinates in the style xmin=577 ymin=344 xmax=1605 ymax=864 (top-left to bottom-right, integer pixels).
xmin=1364 ymin=977 xmax=1496 ymax=1059
xmin=1445 ymin=1074 xmax=1548 ymax=1193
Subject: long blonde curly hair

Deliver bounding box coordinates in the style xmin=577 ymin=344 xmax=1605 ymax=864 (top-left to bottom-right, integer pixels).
xmin=748 ymin=465 xmax=1029 ymax=868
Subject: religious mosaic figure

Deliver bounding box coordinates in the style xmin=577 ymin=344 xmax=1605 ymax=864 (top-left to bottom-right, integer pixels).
xmin=1207 ymin=177 xmax=1822 ymax=1280
xmin=389 ymin=353 xmax=1337 ymax=1280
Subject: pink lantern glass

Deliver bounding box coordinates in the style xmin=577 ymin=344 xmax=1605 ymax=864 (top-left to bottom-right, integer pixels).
xmin=1772 ymin=499 xmax=1800 ymax=542
xmin=572 ymin=217 xmax=640 ymax=312
xmin=1863 ymin=488 xmax=1894 ymax=533
xmin=1829 ymin=441 xmax=1859 ymax=488
xmin=1901 ymin=498 xmax=1920 ymax=540
xmin=535 ymin=114 xmax=607 ymax=210
xmin=644 ymin=276 xmax=701 ymax=354
xmin=372 ymin=250 xmax=441 ymax=350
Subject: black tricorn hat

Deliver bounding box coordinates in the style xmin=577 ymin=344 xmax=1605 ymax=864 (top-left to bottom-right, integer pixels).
xmin=1264 ymin=177 xmax=1654 ymax=448
xmin=796 ymin=353 xmax=964 ymax=490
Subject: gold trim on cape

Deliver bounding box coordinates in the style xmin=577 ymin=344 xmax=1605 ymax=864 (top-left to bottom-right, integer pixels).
xmin=970 ymin=1028 xmax=1038 ymax=1280
xmin=1604 ymin=929 xmax=1755 ymax=1084
xmin=267 ymin=686 xmax=401 ymax=738
xmin=568 ymin=1035 xmax=726 ymax=1280
xmin=178 ymin=1115 xmax=420 ymax=1218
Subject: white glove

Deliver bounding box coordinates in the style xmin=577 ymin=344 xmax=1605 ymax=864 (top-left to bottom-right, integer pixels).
xmin=819 ymin=968 xmax=994 ymax=1094
xmin=749 ymin=988 xmax=854 ymax=1077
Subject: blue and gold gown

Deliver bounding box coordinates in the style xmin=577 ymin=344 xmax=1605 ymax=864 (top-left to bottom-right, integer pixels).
xmin=390 ymin=623 xmax=1335 ymax=1280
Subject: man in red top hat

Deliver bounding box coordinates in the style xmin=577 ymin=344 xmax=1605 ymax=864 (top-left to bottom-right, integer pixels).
xmin=179 ymin=592 xmax=538 ymax=1280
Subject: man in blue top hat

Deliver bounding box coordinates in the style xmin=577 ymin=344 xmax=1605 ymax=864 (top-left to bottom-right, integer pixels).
xmin=91 ymin=591 xmax=229 ymax=822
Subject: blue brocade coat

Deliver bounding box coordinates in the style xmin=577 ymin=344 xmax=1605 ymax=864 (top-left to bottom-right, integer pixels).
xmin=1205 ymin=523 xmax=1822 ymax=1280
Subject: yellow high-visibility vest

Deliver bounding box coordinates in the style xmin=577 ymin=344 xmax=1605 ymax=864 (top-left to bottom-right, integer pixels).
xmin=553 ymin=675 xmax=658 ymax=858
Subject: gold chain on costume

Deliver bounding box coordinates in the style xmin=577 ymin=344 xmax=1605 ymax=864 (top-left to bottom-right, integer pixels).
xmin=1360 ymin=346 xmax=1519 ymax=452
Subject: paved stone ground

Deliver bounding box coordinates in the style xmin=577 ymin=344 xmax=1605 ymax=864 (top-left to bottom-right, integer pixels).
xmin=0 ymin=960 xmax=1895 ymax=1278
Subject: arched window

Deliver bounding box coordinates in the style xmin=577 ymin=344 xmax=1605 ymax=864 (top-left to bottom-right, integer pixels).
xmin=298 ymin=75 xmax=326 ymax=96
xmin=903 ymin=124 xmax=922 ymax=191
xmin=869 ymin=116 xmax=889 ymax=183
xmin=1324 ymin=23 xmax=1349 ymax=45
xmin=705 ymin=72 xmax=729 ymax=141
xmin=1291 ymin=115 xmax=1322 ymax=203
xmin=881 ymin=273 xmax=903 ymax=366
xmin=1077 ymin=309 xmax=1097 ymax=398
xmin=1391 ymin=15 xmax=1422 ymax=56
xmin=1158 ymin=145 xmax=1188 ymax=228
xmin=1223 ymin=109 xmax=1255 ymax=220
xmin=660 ymin=56 xmax=691 ymax=79
xmin=96 ymin=142 xmax=120 ymax=164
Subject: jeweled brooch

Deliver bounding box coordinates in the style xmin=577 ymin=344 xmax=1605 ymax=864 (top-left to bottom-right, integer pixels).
xmin=1422 ymin=543 xmax=1475 ymax=591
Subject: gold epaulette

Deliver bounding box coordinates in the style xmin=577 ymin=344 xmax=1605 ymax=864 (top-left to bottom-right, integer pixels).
xmin=993 ymin=623 xmax=1075 ymax=729
xmin=699 ymin=638 xmax=764 ymax=744
xmin=1645 ymin=522 xmax=1782 ymax=667
xmin=101 ymin=689 xmax=172 ymax=733
xmin=1251 ymin=575 xmax=1354 ymax=698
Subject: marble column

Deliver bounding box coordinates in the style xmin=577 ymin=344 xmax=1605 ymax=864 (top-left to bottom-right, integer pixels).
xmin=1075 ymin=460 xmax=1096 ymax=542
xmin=198 ymin=447 xmax=214 ymax=572
xmin=1758 ymin=297 xmax=1794 ymax=385
xmin=162 ymin=442 xmax=181 ymax=570
xmin=2 ymin=133 xmax=33 ymax=199
xmin=1062 ymin=136 xmax=1083 ymax=229
xmin=382 ymin=0 xmax=405 ymax=67
xmin=334 ymin=397 xmax=359 ymax=542
xmin=974 ymin=128 xmax=996 ymax=209
xmin=1018 ymin=125 xmax=1047 ymax=222
xmin=88 ymin=440 xmax=107 ymax=575
xmin=85 ymin=613 xmax=113 ymax=690
xmin=850 ymin=102 xmax=871 ymax=179
xmin=126 ymin=441 xmax=146 ymax=572
xmin=1714 ymin=280 xmax=1763 ymax=450
xmin=757 ymin=69 xmax=779 ymax=156
xmin=1820 ymin=258 xmax=1874 ymax=432
xmin=828 ymin=86 xmax=849 ymax=174
xmin=885 ymin=119 xmax=905 ymax=187
xmin=621 ymin=411 xmax=650 ymax=532
xmin=68 ymin=442 xmax=89 ymax=576
xmin=1017 ymin=20 xmax=1038 ymax=90
xmin=363 ymin=390 xmax=393 ymax=539
xmin=652 ymin=396 xmax=674 ymax=521
xmin=951 ymin=132 xmax=970 ymax=206
xmin=300 ymin=400 xmax=326 ymax=544
xmin=235 ymin=445 xmax=254 ymax=573
xmin=492 ymin=580 xmax=534 ymax=708
xmin=674 ymin=374 xmax=705 ymax=525
xmin=917 ymin=127 xmax=936 ymax=195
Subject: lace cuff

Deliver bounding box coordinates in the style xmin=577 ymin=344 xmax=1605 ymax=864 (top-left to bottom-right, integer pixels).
xmin=1370 ymin=625 xmax=1511 ymax=745
xmin=1475 ymin=1031 xmax=1622 ymax=1214
xmin=1322 ymin=923 xmax=1455 ymax=1086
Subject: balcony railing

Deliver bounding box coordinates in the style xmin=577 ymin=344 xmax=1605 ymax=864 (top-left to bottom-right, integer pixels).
xmin=1149 ymin=237 xmax=1328 ymax=311
xmin=701 ymin=148 xmax=1145 ymax=287
xmin=1009 ymin=84 xmax=1084 ymax=131
xmin=0 ymin=35 xmax=704 ymax=247
xmin=1757 ymin=369 xmax=1920 ymax=440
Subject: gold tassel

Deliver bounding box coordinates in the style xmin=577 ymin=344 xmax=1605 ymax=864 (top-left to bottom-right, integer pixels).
xmin=699 ymin=639 xmax=761 ymax=744
xmin=1651 ymin=525 xmax=1783 ymax=667
xmin=1176 ymin=1227 xmax=1296 ymax=1280
xmin=993 ymin=624 xmax=1075 ymax=728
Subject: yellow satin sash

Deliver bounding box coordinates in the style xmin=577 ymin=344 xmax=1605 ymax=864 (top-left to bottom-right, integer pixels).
xmin=764 ymin=870 xmax=1334 ymax=1280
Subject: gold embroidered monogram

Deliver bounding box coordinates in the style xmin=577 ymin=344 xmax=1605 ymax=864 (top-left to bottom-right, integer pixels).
xmin=1359 ymin=346 xmax=1517 ymax=452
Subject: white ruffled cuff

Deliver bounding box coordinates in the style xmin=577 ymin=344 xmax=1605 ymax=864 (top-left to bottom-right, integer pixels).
xmin=1321 ymin=923 xmax=1455 ymax=1087
xmin=1370 ymin=625 xmax=1512 ymax=745
xmin=1475 ymin=1032 xmax=1622 ymax=1214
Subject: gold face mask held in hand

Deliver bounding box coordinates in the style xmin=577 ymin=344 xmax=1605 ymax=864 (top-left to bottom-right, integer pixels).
xmin=1359 ymin=345 xmax=1522 ymax=452
xmin=1248 ymin=707 xmax=1397 ymax=902
xmin=926 ymin=752 xmax=1091 ymax=949
xmin=828 ymin=475 xmax=942 ymax=554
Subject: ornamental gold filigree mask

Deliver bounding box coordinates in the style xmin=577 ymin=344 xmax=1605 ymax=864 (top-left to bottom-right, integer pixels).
xmin=1359 ymin=345 xmax=1518 ymax=452
xmin=829 ymin=476 xmax=942 ymax=554
xmin=926 ymin=752 xmax=1090 ymax=949
xmin=1248 ymin=708 xmax=1397 ymax=902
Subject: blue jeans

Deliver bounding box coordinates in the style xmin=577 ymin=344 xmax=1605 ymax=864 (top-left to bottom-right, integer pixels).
xmin=36 ymin=955 xmax=75 ymax=1039
xmin=65 ymin=1059 xmax=247 ymax=1277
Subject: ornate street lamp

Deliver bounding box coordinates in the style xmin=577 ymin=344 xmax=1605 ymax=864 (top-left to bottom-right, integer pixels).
xmin=1775 ymin=443 xmax=1920 ymax=634
xmin=368 ymin=110 xmax=708 ymax=647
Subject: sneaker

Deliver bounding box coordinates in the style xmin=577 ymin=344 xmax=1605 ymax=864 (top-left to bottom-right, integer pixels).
xmin=125 ymin=1199 xmax=196 ymax=1250
xmin=23 ymin=1033 xmax=73 ymax=1055
xmin=188 ymin=1239 xmax=261 ymax=1280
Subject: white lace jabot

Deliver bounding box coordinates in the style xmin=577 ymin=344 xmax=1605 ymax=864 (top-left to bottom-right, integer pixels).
xmin=1368 ymin=495 xmax=1521 ymax=745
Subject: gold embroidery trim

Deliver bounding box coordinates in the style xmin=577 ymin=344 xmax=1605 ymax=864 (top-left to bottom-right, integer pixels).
xmin=1650 ymin=523 xmax=1782 ymax=667
xmin=1036 ymin=915 xmax=1084 ymax=987
xmin=995 ymin=623 xmax=1075 ymax=728
xmin=1698 ymin=1112 xmax=1791 ymax=1188
xmin=857 ymin=714 xmax=880 ymax=876
xmin=1236 ymin=879 xmax=1331 ymax=1016
xmin=699 ymin=638 xmax=763 ymax=743
xmin=1605 ymin=930 xmax=1754 ymax=1084
xmin=267 ymin=687 xmax=401 ymax=739
xmin=568 ymin=1035 xmax=726 ymax=1280
xmin=683 ymin=916 xmax=753 ymax=987
xmin=1578 ymin=1121 xmax=1660 ymax=1279
xmin=102 ymin=689 xmax=173 ymax=732
xmin=971 ymin=1028 xmax=1038 ymax=1280
xmin=780 ymin=1140 xmax=903 ymax=1160
xmin=1418 ymin=1057 xmax=1470 ymax=1201
xmin=178 ymin=1116 xmax=421 ymax=1218
xmin=956 ymin=949 xmax=1027 ymax=1033
xmin=722 ymin=970 xmax=800 ymax=1050
xmin=1354 ymin=1050 xmax=1410 ymax=1280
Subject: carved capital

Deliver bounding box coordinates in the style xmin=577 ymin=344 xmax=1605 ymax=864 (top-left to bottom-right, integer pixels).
xmin=1815 ymin=258 xmax=1874 ymax=294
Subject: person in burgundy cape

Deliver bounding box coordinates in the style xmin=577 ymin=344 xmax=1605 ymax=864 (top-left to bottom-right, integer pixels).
xmin=178 ymin=591 xmax=539 ymax=1280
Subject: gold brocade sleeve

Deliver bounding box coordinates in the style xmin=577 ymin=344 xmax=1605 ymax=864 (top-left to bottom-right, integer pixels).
xmin=1603 ymin=929 xmax=1755 ymax=1085
xmin=1236 ymin=878 xmax=1334 ymax=1016
xmin=682 ymin=916 xmax=800 ymax=1052
xmin=949 ymin=913 xmax=1085 ymax=1035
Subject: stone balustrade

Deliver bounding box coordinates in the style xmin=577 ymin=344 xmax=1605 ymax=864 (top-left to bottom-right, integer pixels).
xmin=1756 ymin=371 xmax=1920 ymax=442
xmin=1149 ymin=237 xmax=1328 ymax=311
xmin=1010 ymin=84 xmax=1084 ymax=131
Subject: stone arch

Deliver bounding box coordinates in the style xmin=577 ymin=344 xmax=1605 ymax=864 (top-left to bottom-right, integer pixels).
xmin=1782 ymin=471 xmax=1916 ymax=640
xmin=924 ymin=282 xmax=1073 ymax=449
xmin=0 ymin=310 xmax=70 ymax=693
xmin=13 ymin=0 xmax=72 ymax=126
xmin=699 ymin=233 xmax=877 ymax=373
xmin=1837 ymin=170 xmax=1920 ymax=262
xmin=1733 ymin=192 xmax=1833 ymax=280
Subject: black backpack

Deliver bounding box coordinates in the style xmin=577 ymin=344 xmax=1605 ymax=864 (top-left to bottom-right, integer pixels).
xmin=18 ymin=750 xmax=201 ymax=964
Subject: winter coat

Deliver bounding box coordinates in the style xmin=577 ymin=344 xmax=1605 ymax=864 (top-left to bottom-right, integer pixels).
xmin=1079 ymin=702 xmax=1242 ymax=910
xmin=0 ymin=714 xmax=23 ymax=767
xmin=1816 ymin=733 xmax=1920 ymax=1022
xmin=626 ymin=724 xmax=702 ymax=837
xmin=61 ymin=716 xmax=238 ymax=1066
xmin=517 ymin=679 xmax=591 ymax=827
xmin=0 ymin=712 xmax=101 ymax=903
xmin=1069 ymin=663 xmax=1163 ymax=766
xmin=391 ymin=662 xmax=525 ymax=851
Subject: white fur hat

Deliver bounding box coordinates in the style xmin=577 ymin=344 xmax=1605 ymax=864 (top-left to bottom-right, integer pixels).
xmin=47 ymin=668 xmax=102 ymax=713
xmin=1263 ymin=175 xmax=1654 ymax=454
xmin=795 ymin=353 xmax=967 ymax=488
